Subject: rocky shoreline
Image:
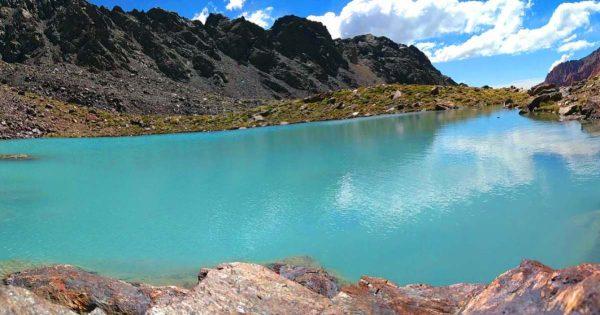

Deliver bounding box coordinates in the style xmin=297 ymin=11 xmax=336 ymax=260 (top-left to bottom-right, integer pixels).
xmin=1 ymin=259 xmax=599 ymax=314
xmin=0 ymin=82 xmax=527 ymax=140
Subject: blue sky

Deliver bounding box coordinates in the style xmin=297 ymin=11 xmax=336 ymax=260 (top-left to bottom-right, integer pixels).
xmin=90 ymin=0 xmax=600 ymax=87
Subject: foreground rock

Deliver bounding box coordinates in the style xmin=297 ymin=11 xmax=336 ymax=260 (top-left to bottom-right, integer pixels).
xmin=4 ymin=265 xmax=187 ymax=314
xmin=0 ymin=285 xmax=75 ymax=315
xmin=149 ymin=262 xmax=335 ymax=314
xmin=462 ymin=260 xmax=600 ymax=314
xmin=332 ymin=277 xmax=484 ymax=314
xmin=3 ymin=260 xmax=599 ymax=314
xmin=269 ymin=262 xmax=340 ymax=298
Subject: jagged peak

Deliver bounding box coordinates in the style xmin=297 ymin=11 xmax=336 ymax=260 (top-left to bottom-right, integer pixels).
xmin=205 ymin=13 xmax=230 ymax=27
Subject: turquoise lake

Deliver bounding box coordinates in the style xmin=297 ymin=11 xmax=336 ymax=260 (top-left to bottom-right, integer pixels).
xmin=1 ymin=108 xmax=599 ymax=286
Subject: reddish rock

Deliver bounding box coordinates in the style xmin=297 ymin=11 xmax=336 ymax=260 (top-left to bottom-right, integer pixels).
xmin=332 ymin=277 xmax=484 ymax=314
xmin=545 ymin=48 xmax=600 ymax=86
xmin=269 ymin=263 xmax=340 ymax=298
xmin=462 ymin=260 xmax=600 ymax=314
xmin=4 ymin=265 xmax=187 ymax=315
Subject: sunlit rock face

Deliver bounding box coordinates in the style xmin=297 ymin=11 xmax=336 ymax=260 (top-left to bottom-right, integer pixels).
xmin=545 ymin=48 xmax=600 ymax=87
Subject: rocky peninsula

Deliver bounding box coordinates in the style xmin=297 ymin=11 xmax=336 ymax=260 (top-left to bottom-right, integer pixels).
xmin=1 ymin=259 xmax=599 ymax=314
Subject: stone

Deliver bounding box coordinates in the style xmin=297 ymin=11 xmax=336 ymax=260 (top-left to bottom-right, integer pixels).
xmin=430 ymin=86 xmax=440 ymax=95
xmin=149 ymin=262 xmax=334 ymax=314
xmin=503 ymin=98 xmax=514 ymax=108
xmin=391 ymin=90 xmax=403 ymax=100
xmin=269 ymin=263 xmax=340 ymax=298
xmin=527 ymin=92 xmax=562 ymax=112
xmin=4 ymin=265 xmax=186 ymax=314
xmin=332 ymin=276 xmax=484 ymax=314
xmin=559 ymin=104 xmax=578 ymax=116
xmin=461 ymin=260 xmax=600 ymax=314
xmin=0 ymin=285 xmax=76 ymax=315
xmin=0 ymin=154 xmax=32 ymax=160
xmin=528 ymin=83 xmax=557 ymax=96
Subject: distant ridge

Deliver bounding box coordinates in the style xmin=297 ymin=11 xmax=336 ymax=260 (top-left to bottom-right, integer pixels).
xmin=545 ymin=47 xmax=600 ymax=86
xmin=0 ymin=0 xmax=454 ymax=114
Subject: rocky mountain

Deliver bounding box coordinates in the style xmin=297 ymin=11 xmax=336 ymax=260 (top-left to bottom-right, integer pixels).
xmin=545 ymin=47 xmax=600 ymax=86
xmin=0 ymin=0 xmax=454 ymax=115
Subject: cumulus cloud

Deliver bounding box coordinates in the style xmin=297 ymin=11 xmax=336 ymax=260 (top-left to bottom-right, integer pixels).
xmin=192 ymin=7 xmax=210 ymax=24
xmin=308 ymin=0 xmax=600 ymax=63
xmin=242 ymin=7 xmax=274 ymax=28
xmin=226 ymin=0 xmax=245 ymax=11
xmin=550 ymin=53 xmax=574 ymax=71
xmin=558 ymin=39 xmax=596 ymax=52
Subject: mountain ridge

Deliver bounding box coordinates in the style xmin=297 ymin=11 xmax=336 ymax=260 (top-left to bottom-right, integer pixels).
xmin=0 ymin=0 xmax=454 ymax=114
xmin=545 ymin=47 xmax=600 ymax=86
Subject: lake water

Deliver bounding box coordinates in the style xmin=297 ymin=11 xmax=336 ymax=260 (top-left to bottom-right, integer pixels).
xmin=1 ymin=108 xmax=599 ymax=286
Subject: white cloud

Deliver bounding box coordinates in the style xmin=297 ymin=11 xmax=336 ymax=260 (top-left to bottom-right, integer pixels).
xmin=493 ymin=77 xmax=544 ymax=89
xmin=226 ymin=0 xmax=245 ymax=11
xmin=242 ymin=7 xmax=274 ymax=28
xmin=414 ymin=42 xmax=438 ymax=56
xmin=192 ymin=7 xmax=210 ymax=24
xmin=308 ymin=0 xmax=600 ymax=63
xmin=549 ymin=53 xmax=573 ymax=71
xmin=558 ymin=39 xmax=596 ymax=52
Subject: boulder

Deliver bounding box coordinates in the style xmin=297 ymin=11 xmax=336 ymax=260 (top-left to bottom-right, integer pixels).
xmin=528 ymin=83 xmax=557 ymax=96
xmin=150 ymin=262 xmax=334 ymax=314
xmin=527 ymin=91 xmax=562 ymax=112
xmin=430 ymin=86 xmax=440 ymax=95
xmin=391 ymin=90 xmax=403 ymax=101
xmin=332 ymin=276 xmax=484 ymax=314
xmin=269 ymin=263 xmax=340 ymax=298
xmin=461 ymin=260 xmax=600 ymax=314
xmin=559 ymin=104 xmax=578 ymax=116
xmin=4 ymin=265 xmax=187 ymax=314
xmin=0 ymin=285 xmax=76 ymax=315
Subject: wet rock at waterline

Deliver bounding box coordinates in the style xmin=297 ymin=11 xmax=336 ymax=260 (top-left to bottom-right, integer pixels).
xmin=0 ymin=154 xmax=32 ymax=161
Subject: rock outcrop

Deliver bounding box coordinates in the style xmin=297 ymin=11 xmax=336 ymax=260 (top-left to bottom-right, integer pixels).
xmin=545 ymin=47 xmax=600 ymax=86
xmin=151 ymin=262 xmax=335 ymax=314
xmin=0 ymin=285 xmax=76 ymax=315
xmin=462 ymin=260 xmax=600 ymax=314
xmin=0 ymin=0 xmax=454 ymax=115
xmin=4 ymin=265 xmax=188 ymax=314
xmin=2 ymin=260 xmax=599 ymax=314
xmin=524 ymin=76 xmax=600 ymax=120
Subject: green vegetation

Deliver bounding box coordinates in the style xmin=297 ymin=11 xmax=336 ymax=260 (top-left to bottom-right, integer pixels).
xmin=10 ymin=84 xmax=529 ymax=138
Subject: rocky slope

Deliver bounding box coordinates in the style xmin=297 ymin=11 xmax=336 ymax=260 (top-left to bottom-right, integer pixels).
xmin=2 ymin=259 xmax=599 ymax=314
xmin=0 ymin=0 xmax=453 ymax=115
xmin=520 ymin=75 xmax=600 ymax=120
xmin=545 ymin=47 xmax=600 ymax=86
xmin=0 ymin=82 xmax=526 ymax=139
